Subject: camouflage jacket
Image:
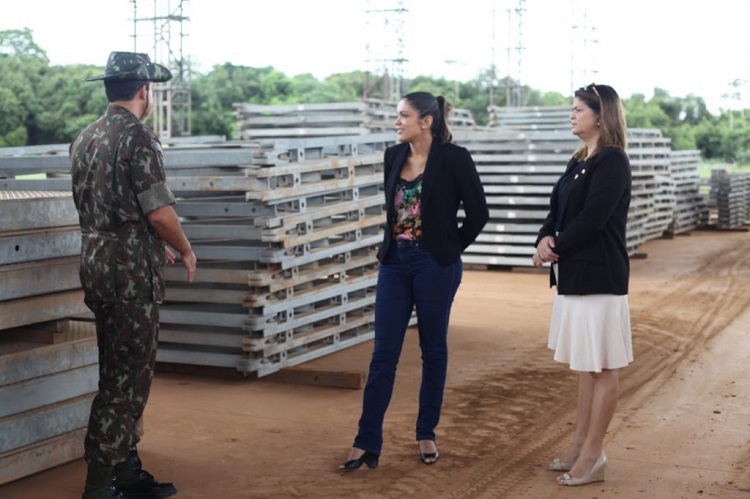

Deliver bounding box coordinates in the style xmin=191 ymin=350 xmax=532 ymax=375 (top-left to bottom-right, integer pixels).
xmin=70 ymin=104 xmax=175 ymax=303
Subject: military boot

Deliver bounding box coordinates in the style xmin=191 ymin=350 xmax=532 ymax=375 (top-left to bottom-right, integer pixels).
xmin=82 ymin=461 xmax=125 ymax=499
xmin=112 ymin=445 xmax=177 ymax=498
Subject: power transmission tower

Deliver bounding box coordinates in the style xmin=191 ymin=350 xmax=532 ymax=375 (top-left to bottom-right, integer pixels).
xmin=505 ymin=0 xmax=526 ymax=107
xmin=570 ymin=0 xmax=599 ymax=94
xmin=364 ymin=0 xmax=408 ymax=101
xmin=130 ymin=0 xmax=192 ymax=138
xmin=489 ymin=2 xmax=499 ymax=107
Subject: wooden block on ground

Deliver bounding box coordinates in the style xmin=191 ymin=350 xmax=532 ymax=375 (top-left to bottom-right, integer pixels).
xmin=696 ymin=225 xmax=750 ymax=232
xmin=1 ymin=320 xmax=95 ymax=345
xmin=4 ymin=328 xmax=74 ymax=345
xmin=23 ymin=319 xmax=70 ymax=333
xmin=265 ymin=367 xmax=365 ymax=390
xmin=0 ymin=290 xmax=88 ymax=331
xmin=155 ymin=362 xmax=248 ymax=380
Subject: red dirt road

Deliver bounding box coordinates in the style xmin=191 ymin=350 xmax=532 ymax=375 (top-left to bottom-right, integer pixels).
xmin=2 ymin=230 xmax=750 ymax=498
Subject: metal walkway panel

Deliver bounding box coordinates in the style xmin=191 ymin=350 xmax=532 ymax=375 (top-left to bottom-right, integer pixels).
xmin=0 ymin=257 xmax=80 ymax=301
xmin=0 ymin=191 xmax=77 ymax=231
xmin=0 ymin=227 xmax=81 ymax=264
xmin=0 ymin=395 xmax=93 ymax=453
xmin=0 ymin=427 xmax=87 ymax=486
xmin=0 ymin=337 xmax=97 ymax=388
xmin=0 ymin=364 xmax=98 ymax=419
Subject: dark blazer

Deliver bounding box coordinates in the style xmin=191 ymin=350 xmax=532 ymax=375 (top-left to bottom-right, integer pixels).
xmin=378 ymin=140 xmax=489 ymax=267
xmin=535 ymin=146 xmax=631 ymax=295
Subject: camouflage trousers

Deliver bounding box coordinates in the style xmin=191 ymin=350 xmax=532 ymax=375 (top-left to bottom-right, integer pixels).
xmin=84 ymin=300 xmax=159 ymax=466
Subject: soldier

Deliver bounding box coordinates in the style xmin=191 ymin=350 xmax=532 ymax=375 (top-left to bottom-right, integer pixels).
xmin=70 ymin=51 xmax=197 ymax=499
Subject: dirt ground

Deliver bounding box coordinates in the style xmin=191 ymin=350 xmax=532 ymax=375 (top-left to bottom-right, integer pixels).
xmin=2 ymin=229 xmax=750 ymax=499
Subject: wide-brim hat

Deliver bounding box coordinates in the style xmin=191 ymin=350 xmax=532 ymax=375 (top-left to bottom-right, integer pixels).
xmin=85 ymin=51 xmax=172 ymax=82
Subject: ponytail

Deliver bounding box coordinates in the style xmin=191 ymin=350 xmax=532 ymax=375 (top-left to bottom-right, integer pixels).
xmin=435 ymin=95 xmax=453 ymax=144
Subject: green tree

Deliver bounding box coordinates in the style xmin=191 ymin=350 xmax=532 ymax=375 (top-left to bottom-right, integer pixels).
xmin=324 ymin=71 xmax=365 ymax=101
xmin=0 ymin=86 xmax=27 ymax=146
xmin=35 ymin=64 xmax=108 ymax=143
xmin=0 ymin=30 xmax=747 ymax=166
xmin=0 ymin=28 xmax=48 ymax=61
xmin=622 ymin=93 xmax=671 ymax=130
xmin=0 ymin=29 xmax=48 ymax=145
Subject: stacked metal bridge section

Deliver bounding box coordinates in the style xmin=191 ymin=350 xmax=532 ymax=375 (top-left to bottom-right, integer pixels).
xmin=471 ymin=106 xmax=706 ymax=264
xmin=156 ymin=134 xmax=399 ymax=376
xmin=0 ymin=103 xmax=711 ymax=381
xmin=234 ymin=99 xmax=477 ymax=138
xmin=0 ymin=190 xmax=86 ymax=328
xmin=0 ymin=184 xmax=95 ymax=485
xmin=0 ymin=134 xmax=404 ymax=379
xmin=709 ymin=169 xmax=750 ymax=228
xmin=668 ymin=150 xmax=708 ymax=234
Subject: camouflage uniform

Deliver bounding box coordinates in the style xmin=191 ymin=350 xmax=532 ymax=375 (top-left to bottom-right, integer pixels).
xmin=71 ymin=101 xmax=175 ymax=467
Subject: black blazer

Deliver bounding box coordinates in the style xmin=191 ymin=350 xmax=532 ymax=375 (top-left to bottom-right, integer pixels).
xmin=377 ymin=140 xmax=489 ymax=267
xmin=535 ymin=146 xmax=631 ymax=295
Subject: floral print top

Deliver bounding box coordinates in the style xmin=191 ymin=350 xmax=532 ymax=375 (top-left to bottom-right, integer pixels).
xmin=392 ymin=174 xmax=423 ymax=240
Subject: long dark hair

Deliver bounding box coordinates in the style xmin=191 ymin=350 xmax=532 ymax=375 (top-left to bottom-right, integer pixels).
xmin=573 ymin=83 xmax=627 ymax=159
xmin=402 ymin=91 xmax=453 ymax=144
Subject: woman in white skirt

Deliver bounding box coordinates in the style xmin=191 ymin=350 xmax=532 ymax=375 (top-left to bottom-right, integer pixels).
xmin=532 ymin=83 xmax=632 ymax=487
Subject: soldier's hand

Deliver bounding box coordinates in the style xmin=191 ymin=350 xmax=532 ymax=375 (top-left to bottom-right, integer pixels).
xmin=166 ymin=246 xmax=176 ymax=264
xmin=181 ymin=250 xmax=197 ymax=283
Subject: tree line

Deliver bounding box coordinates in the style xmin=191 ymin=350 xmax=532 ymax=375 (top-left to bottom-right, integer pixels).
xmin=1 ymin=28 xmax=748 ymax=165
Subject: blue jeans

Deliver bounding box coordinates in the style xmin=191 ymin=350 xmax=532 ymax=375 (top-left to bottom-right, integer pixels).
xmin=353 ymin=240 xmax=463 ymax=455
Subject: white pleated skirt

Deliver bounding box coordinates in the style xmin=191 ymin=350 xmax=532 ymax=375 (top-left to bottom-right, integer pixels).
xmin=548 ymin=264 xmax=633 ymax=372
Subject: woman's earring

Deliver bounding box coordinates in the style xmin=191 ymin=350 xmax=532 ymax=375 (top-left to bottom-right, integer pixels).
xmin=597 ymin=122 xmax=600 ymax=126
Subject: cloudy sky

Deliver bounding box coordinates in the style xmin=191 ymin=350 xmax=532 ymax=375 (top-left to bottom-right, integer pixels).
xmin=2 ymin=0 xmax=748 ymax=111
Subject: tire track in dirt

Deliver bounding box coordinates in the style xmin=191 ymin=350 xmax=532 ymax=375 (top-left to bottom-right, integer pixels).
xmin=306 ymin=234 xmax=750 ymax=499
xmin=441 ymin=234 xmax=750 ymax=498
xmin=617 ymin=240 xmax=750 ymax=410
xmin=719 ymin=449 xmax=750 ymax=496
xmin=442 ymin=360 xmax=581 ymax=498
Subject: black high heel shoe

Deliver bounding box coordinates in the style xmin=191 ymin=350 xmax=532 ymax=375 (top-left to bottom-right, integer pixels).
xmin=418 ymin=441 xmax=440 ymax=465
xmin=338 ymin=450 xmax=379 ymax=471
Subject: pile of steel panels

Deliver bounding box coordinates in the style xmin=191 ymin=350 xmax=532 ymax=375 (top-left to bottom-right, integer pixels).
xmin=0 ymin=106 xmax=710 ymax=376
xmin=234 ymin=102 xmax=371 ymax=139
xmin=0 ymin=191 xmax=87 ymax=329
xmin=362 ymin=98 xmax=476 ymax=132
xmin=488 ymin=106 xmax=571 ymax=130
xmin=0 ymin=134 xmax=405 ymax=377
xmin=462 ymin=107 xmax=701 ymax=264
xmin=666 ymin=150 xmax=707 ymax=234
xmin=710 ymin=169 xmax=749 ymax=228
xmin=156 ymin=133 xmax=401 ymax=376
xmin=233 ymin=100 xmax=477 ymax=139
xmin=0 ymin=334 xmax=97 ymax=485
xmin=454 ymin=128 xmax=579 ymax=266
xmin=487 ymin=106 xmax=707 ymax=238
xmin=0 ymin=183 xmax=96 ymax=484
xmin=627 ymin=128 xmax=674 ymax=243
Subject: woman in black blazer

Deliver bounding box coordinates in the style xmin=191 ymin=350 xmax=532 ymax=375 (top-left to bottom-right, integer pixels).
xmin=533 ymin=84 xmax=632 ymax=486
xmin=339 ymin=92 xmax=488 ymax=470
